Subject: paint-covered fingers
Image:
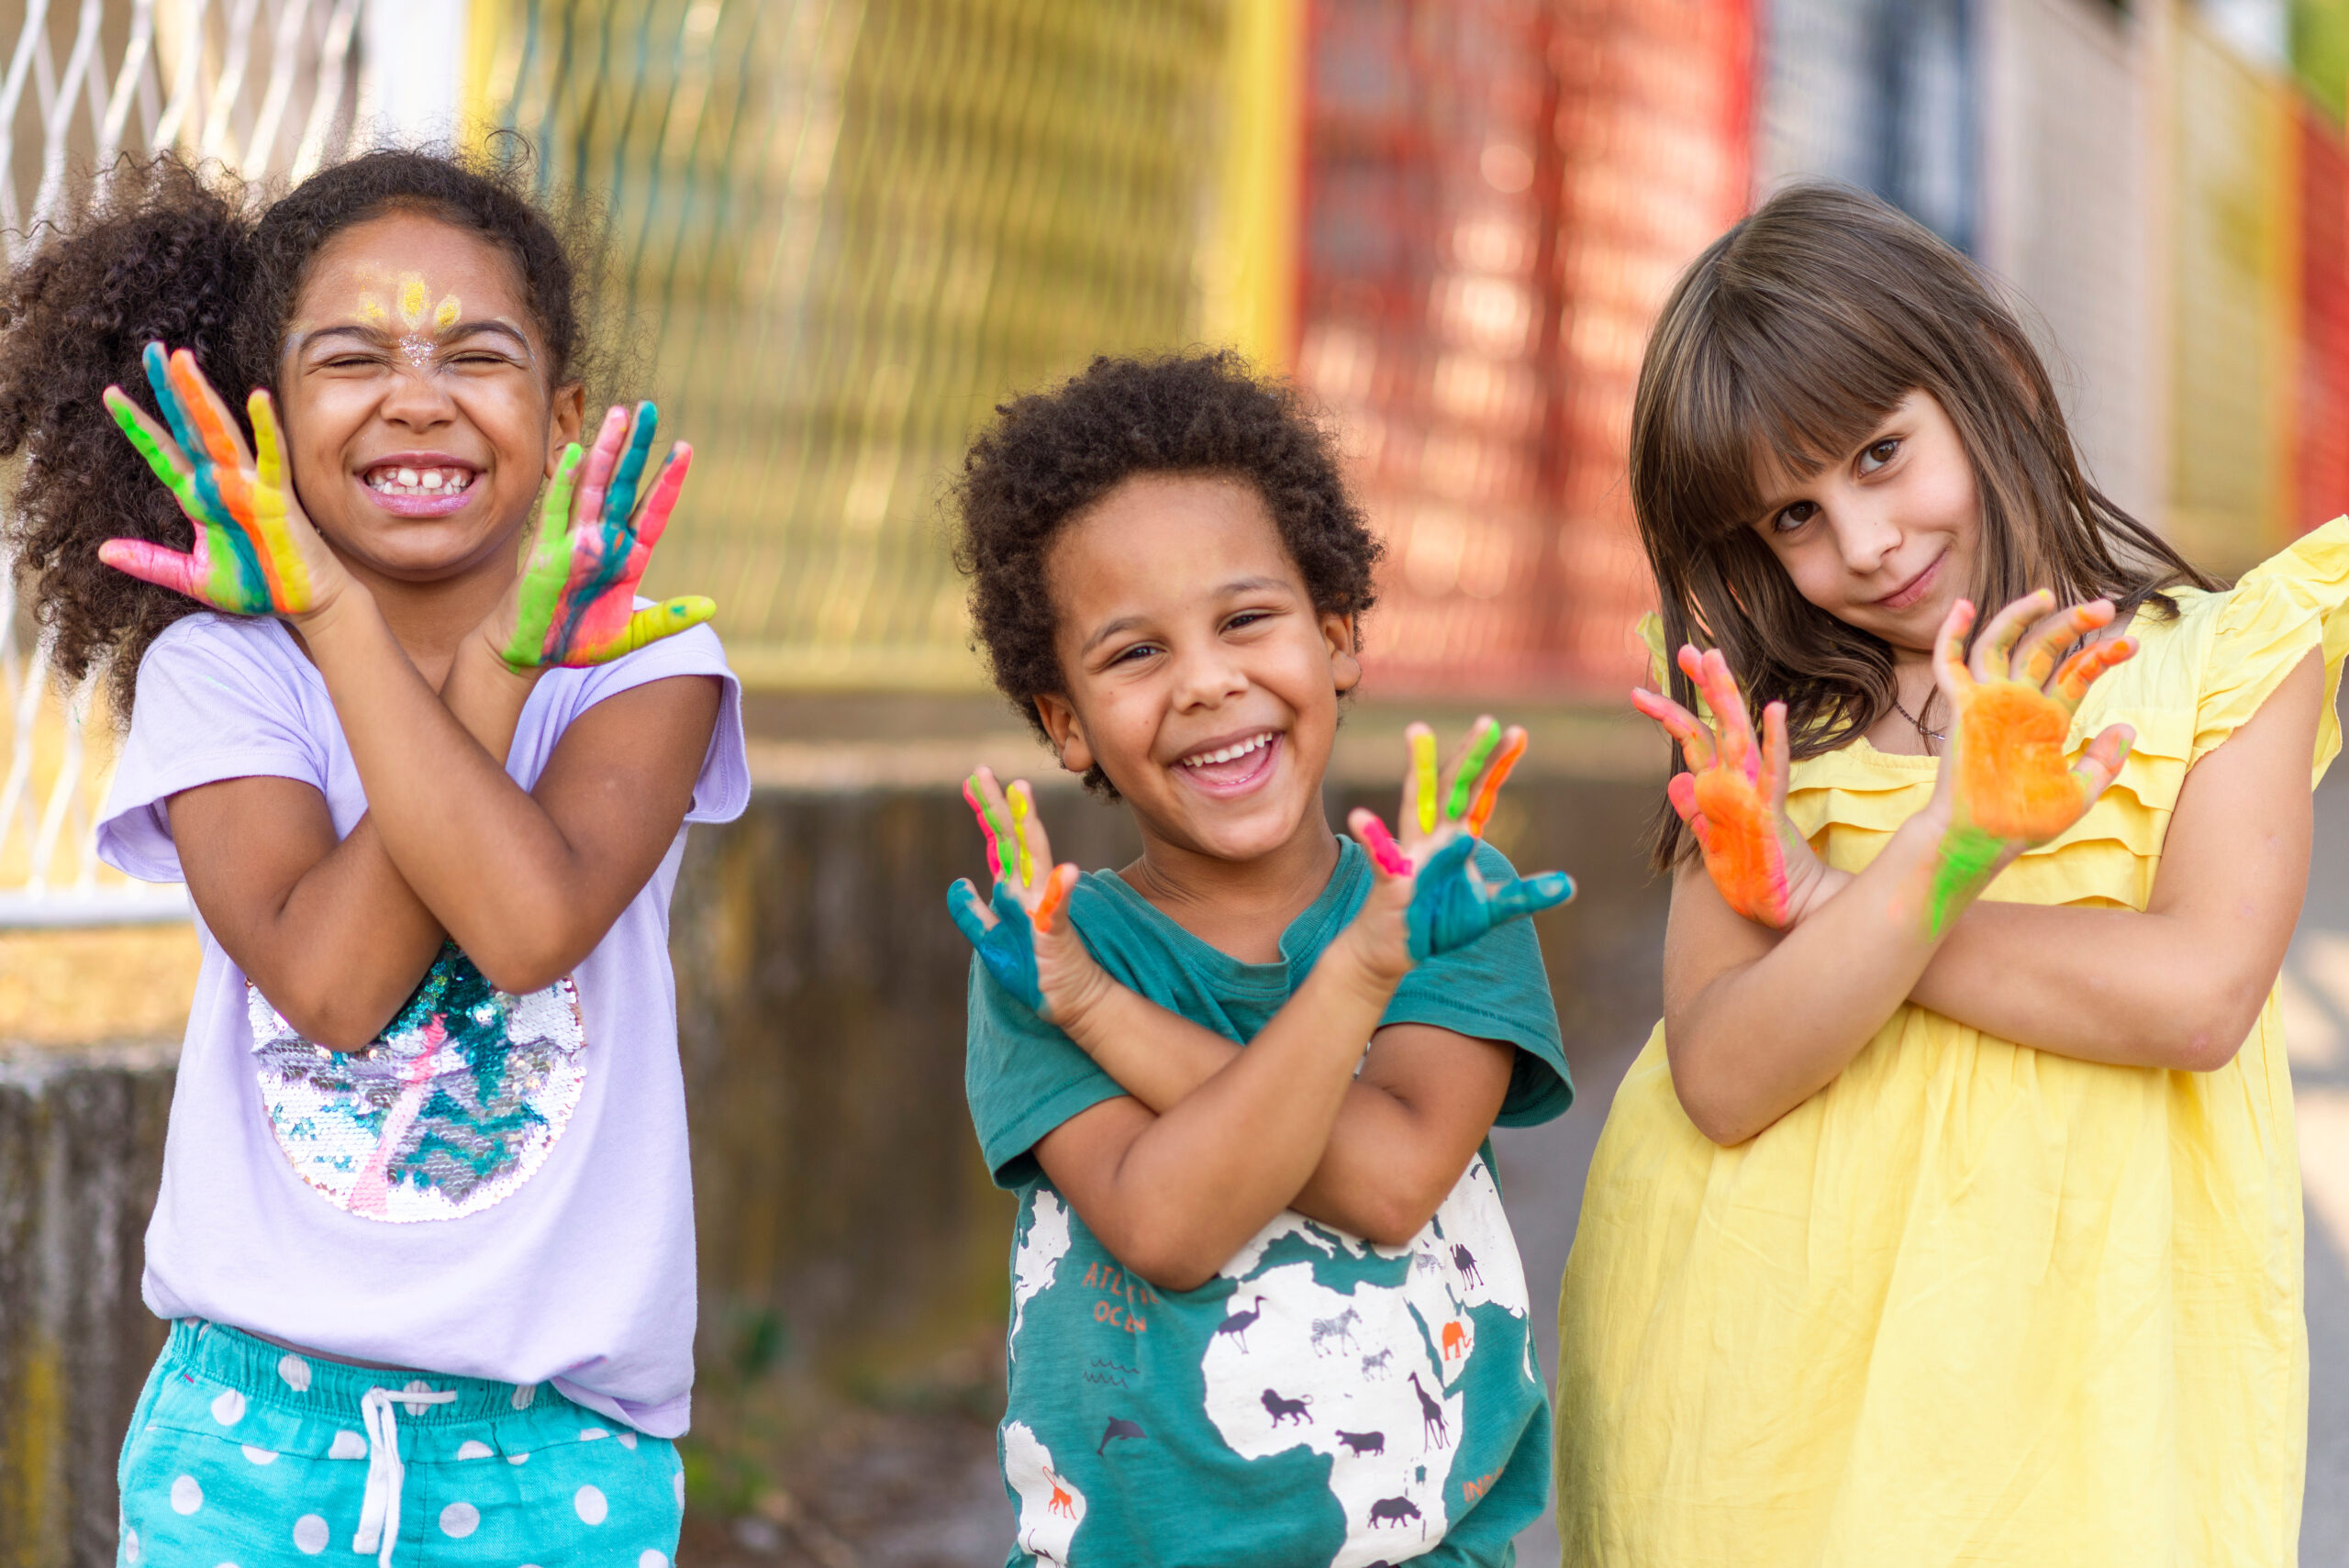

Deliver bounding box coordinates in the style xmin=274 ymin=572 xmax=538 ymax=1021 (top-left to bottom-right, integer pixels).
xmin=1486 ymin=868 xmax=1576 ymax=922
xmin=2012 ymin=599 xmax=2115 ymax=688
xmin=1438 ymin=717 xmax=1503 ymax=827
xmin=963 ymin=767 xmax=1021 ymax=885
xmin=1665 ymin=767 xmax=1720 ymax=857
xmin=1631 ymin=686 xmax=1720 ymax=773
xmin=246 ymin=390 xmax=289 ymax=495
xmin=103 ymin=387 xmax=195 ymax=495
xmin=1759 ymin=700 xmax=1793 ymax=807
xmin=600 ymin=403 xmax=660 ymax=535
xmin=1031 ymin=862 xmax=1078 ymax=935
xmin=95 ymin=537 xmax=201 ymax=596
xmin=609 ymin=597 xmax=716 ymax=660
xmin=1405 ymin=724 xmax=1440 ymax=836
xmin=572 ymin=406 xmax=632 ymax=527
xmin=630 ymin=443 xmax=693 ymax=548
xmin=1350 ymin=807 xmax=1415 ymax=878
xmin=1461 ymin=727 xmax=1524 ymax=838
xmin=1970 ymin=590 xmax=2054 ymax=684
xmin=163 ymin=347 xmax=257 ymax=473
xmin=1933 ymin=597 xmax=1978 ymax=699
xmin=2051 ymin=635 xmax=2137 ymax=708
xmin=1675 ymin=645 xmax=1758 ymax=779
xmin=946 ymin=877 xmax=1001 ymax=940
xmin=2069 ymin=722 xmax=2136 ymax=806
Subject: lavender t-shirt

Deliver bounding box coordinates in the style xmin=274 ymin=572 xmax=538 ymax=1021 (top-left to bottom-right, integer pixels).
xmin=95 ymin=610 xmax=749 ymax=1437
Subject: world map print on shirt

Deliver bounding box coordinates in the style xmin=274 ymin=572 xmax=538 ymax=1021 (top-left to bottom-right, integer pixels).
xmin=998 ymin=1153 xmax=1546 ymax=1567
xmin=246 ymin=943 xmax=586 ymax=1223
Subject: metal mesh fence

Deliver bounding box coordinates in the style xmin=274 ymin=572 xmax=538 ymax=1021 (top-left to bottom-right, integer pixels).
xmin=0 ymin=0 xmax=363 ymax=922
xmin=467 ymin=0 xmax=1227 ymax=688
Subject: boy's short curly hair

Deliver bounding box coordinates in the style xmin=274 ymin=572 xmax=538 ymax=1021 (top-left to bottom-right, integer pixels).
xmin=952 ymin=351 xmax=1383 ymax=794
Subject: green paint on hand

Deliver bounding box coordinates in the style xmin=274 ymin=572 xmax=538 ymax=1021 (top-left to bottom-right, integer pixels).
xmin=1443 ymin=720 xmax=1502 ymax=821
xmin=1927 ymin=825 xmax=2004 ymax=935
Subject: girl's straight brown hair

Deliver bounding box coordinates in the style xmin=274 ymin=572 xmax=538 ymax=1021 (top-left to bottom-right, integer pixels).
xmin=1632 ymin=183 xmax=2218 ymax=872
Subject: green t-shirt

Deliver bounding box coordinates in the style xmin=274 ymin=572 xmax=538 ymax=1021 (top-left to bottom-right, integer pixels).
xmin=964 ymin=837 xmax=1571 ymax=1567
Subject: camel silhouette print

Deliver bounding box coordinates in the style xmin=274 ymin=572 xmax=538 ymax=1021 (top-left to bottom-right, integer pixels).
xmin=1262 ymin=1387 xmax=1314 ymax=1427
xmin=1451 ymin=1243 xmax=1483 ymax=1287
xmin=1408 ymin=1371 xmax=1450 ymax=1449
xmin=1214 ymin=1295 xmax=1266 ymax=1352
xmin=1097 ymin=1416 xmax=1145 ymax=1456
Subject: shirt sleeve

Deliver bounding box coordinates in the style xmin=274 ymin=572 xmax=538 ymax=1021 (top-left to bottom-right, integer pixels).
xmin=567 ymin=620 xmax=751 ymax=825
xmin=963 ymin=958 xmax=1127 ymax=1189
xmin=2191 ymin=517 xmax=2349 ymax=783
xmin=1381 ymin=840 xmax=1573 ymax=1127
xmin=95 ymin=617 xmax=328 ymax=884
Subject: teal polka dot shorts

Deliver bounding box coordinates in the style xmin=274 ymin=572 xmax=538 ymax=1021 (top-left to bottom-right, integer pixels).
xmin=117 ymin=1321 xmax=684 ymax=1567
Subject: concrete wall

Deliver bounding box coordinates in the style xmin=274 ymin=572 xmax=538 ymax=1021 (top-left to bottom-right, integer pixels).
xmin=0 ymin=773 xmax=1670 ymax=1560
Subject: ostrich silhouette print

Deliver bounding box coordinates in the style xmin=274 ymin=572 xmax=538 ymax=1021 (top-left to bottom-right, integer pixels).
xmin=1213 ymin=1295 xmax=1266 ymax=1352
xmin=1262 ymin=1387 xmax=1314 ymax=1427
xmin=1097 ymin=1416 xmax=1145 ymax=1456
xmin=1409 ymin=1371 xmax=1451 ymax=1449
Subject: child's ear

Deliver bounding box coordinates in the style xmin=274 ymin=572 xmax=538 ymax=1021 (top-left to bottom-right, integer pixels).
xmin=1034 ymin=693 xmax=1094 ymax=776
xmin=1324 ymin=611 xmax=1363 ymax=694
xmin=547 ymin=381 xmax=586 ymax=475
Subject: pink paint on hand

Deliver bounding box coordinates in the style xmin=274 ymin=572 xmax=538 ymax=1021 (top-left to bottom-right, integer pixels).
xmin=1360 ymin=817 xmax=1414 ymax=876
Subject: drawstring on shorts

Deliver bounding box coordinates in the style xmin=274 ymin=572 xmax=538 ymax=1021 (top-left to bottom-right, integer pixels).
xmin=353 ymin=1382 xmax=458 ymax=1568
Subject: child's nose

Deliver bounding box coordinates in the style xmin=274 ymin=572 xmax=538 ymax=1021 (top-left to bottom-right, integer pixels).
xmin=1831 ymin=509 xmax=1900 ymax=575
xmin=1169 ymin=643 xmax=1248 ymax=706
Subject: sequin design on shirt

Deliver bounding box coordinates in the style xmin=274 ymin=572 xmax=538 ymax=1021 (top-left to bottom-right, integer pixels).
xmin=247 ymin=944 xmax=587 ymax=1223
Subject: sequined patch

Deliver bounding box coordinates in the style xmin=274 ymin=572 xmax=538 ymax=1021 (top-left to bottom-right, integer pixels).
xmin=246 ymin=945 xmax=586 ymax=1223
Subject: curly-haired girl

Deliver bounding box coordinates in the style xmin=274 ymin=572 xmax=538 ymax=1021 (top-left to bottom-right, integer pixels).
xmin=4 ymin=147 xmax=745 ymax=1564
xmin=947 ymin=352 xmax=1576 ymax=1564
xmin=1558 ymin=184 xmax=2335 ymax=1563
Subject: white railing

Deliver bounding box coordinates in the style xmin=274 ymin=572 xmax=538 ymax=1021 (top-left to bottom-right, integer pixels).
xmin=0 ymin=0 xmax=371 ymax=926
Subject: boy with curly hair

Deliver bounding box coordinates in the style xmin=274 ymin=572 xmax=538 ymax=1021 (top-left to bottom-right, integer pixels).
xmin=946 ymin=351 xmax=1575 ymax=1564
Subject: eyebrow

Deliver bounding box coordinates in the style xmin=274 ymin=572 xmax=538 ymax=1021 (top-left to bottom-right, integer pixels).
xmin=1076 ymin=574 xmax=1298 ymax=654
xmin=293 ymin=319 xmax=534 ymax=355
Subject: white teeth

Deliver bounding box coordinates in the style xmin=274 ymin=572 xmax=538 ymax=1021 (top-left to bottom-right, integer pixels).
xmin=1180 ymin=731 xmax=1274 ymax=768
xmin=366 ymin=465 xmax=473 ymax=497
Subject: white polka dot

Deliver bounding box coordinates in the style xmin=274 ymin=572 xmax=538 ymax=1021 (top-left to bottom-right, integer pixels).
xmin=277 ymin=1353 xmax=311 ymax=1393
xmin=638 ymin=1553 xmax=667 ymax=1568
xmin=456 ymin=1440 xmax=494 ymax=1461
xmin=578 ymin=1426 xmax=609 ymax=1441
xmin=328 ymin=1430 xmax=367 ymax=1461
xmin=209 ymin=1388 xmax=246 ymax=1426
xmin=439 ymin=1501 xmax=479 ymax=1539
xmin=239 ymin=1445 xmax=276 ymax=1465
xmin=510 ymin=1383 xmax=536 ymax=1409
xmin=617 ymin=1430 xmax=638 ymax=1451
xmin=169 ymin=1475 xmax=203 ymax=1515
xmin=292 ymin=1514 xmax=328 ymax=1554
xmin=673 ymin=1472 xmax=685 ymax=1508
xmin=122 ymin=1526 xmax=140 ymax=1563
xmin=573 ymin=1485 xmax=607 ymax=1525
xmin=507 ymin=1451 xmax=530 ymax=1465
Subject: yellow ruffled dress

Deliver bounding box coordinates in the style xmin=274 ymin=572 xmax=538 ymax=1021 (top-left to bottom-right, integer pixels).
xmin=1557 ymin=521 xmax=2349 ymax=1567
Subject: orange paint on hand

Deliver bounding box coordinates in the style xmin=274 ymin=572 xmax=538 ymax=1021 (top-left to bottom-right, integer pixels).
xmin=1033 ymin=864 xmax=1073 ymax=934
xmin=1463 ymin=730 xmax=1527 ymax=837
xmin=1956 ymin=684 xmax=2087 ymax=841
xmin=1687 ymin=767 xmax=1791 ymax=924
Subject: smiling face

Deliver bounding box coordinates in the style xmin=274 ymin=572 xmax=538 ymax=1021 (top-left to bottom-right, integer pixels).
xmin=1033 ymin=474 xmax=1359 ymax=867
xmin=278 ymin=210 xmax=582 ymax=586
xmin=1746 ymin=388 xmax=1983 ymax=656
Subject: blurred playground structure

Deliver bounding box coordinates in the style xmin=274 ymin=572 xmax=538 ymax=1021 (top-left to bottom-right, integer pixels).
xmin=3 ymin=0 xmax=2349 ymax=911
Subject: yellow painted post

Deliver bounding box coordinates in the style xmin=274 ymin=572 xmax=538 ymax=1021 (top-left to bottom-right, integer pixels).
xmin=1200 ymin=0 xmax=1304 ymax=373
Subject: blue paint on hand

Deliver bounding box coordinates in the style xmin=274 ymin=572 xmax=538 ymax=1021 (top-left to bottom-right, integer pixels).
xmin=1406 ymin=838 xmax=1575 ymax=962
xmin=948 ymin=876 xmax=1051 ymax=1017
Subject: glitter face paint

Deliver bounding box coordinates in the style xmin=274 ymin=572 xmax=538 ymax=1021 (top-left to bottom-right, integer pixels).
xmin=100 ymin=343 xmax=316 ymax=615
xmin=495 ymin=402 xmax=716 ymax=670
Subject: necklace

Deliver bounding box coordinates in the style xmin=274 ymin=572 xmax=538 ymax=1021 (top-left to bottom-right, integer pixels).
xmin=1891 ymin=693 xmax=1946 ymax=744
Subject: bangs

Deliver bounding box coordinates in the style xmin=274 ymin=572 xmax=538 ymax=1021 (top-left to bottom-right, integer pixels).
xmin=1643 ymin=263 xmax=1929 ymax=544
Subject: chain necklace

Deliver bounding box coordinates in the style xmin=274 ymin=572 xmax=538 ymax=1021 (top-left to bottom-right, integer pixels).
xmin=1892 ymin=692 xmax=1947 ymax=745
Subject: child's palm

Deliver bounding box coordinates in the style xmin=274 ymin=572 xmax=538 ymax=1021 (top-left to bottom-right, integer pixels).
xmin=1633 ymin=645 xmax=1822 ymax=929
xmin=99 ymin=343 xmax=339 ymax=617
xmin=497 ymin=403 xmax=714 ymax=670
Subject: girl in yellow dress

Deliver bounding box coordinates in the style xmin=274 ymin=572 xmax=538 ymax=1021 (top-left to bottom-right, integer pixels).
xmin=1558 ymin=183 xmax=2343 ymax=1565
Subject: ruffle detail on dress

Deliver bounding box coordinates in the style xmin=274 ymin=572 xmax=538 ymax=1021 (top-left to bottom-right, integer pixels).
xmin=2192 ymin=516 xmax=2349 ymax=779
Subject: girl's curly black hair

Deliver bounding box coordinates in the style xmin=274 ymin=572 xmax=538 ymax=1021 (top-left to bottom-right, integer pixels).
xmin=0 ymin=142 xmax=612 ymax=716
xmin=953 ymin=350 xmax=1384 ymax=795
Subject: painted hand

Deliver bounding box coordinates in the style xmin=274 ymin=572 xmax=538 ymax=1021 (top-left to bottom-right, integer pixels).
xmin=1631 ymin=645 xmax=1826 ymax=929
xmin=98 ymin=343 xmax=340 ymax=617
xmin=947 ymin=765 xmax=1096 ymax=1020
xmin=495 ymin=403 xmax=715 ymax=670
xmin=1348 ymin=718 xmax=1575 ymax=963
xmin=1924 ymin=591 xmax=2137 ymax=932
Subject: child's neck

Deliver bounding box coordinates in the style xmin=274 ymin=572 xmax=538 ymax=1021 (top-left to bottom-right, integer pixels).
xmin=292 ymin=542 xmax=519 ymax=691
xmin=1119 ymin=813 xmax=1343 ymax=965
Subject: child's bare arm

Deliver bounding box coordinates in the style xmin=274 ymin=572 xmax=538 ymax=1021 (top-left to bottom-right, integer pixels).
xmin=1908 ymin=650 xmax=2320 ymax=1067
